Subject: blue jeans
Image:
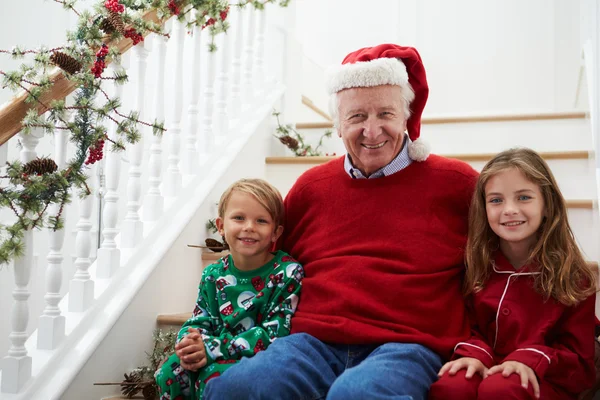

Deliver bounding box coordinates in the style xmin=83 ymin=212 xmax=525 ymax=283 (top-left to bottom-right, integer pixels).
xmin=203 ymin=333 xmax=442 ymax=400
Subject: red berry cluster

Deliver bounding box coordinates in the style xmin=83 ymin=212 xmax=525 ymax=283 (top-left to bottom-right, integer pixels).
xmin=167 ymin=0 xmax=180 ymax=15
xmin=104 ymin=0 xmax=124 ymax=13
xmin=85 ymin=138 xmax=105 ymax=165
xmin=124 ymin=28 xmax=144 ymax=45
xmin=202 ymin=17 xmax=216 ymax=30
xmin=220 ymin=6 xmax=229 ymax=21
xmin=90 ymin=44 xmax=109 ymax=78
xmin=325 ymin=152 xmax=337 ymax=156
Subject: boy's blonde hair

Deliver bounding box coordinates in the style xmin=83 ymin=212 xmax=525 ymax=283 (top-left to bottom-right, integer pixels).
xmin=218 ymin=178 xmax=284 ymax=227
xmin=465 ymin=147 xmax=596 ymax=306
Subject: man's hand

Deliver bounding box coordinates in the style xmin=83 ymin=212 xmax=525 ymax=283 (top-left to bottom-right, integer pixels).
xmin=437 ymin=357 xmax=487 ymax=379
xmin=485 ymin=361 xmax=540 ymax=399
xmin=175 ymin=327 xmax=207 ymax=372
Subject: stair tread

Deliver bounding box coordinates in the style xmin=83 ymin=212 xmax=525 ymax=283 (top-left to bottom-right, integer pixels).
xmin=266 ymin=151 xmax=592 ymax=164
xmin=156 ymin=312 xmax=192 ymax=326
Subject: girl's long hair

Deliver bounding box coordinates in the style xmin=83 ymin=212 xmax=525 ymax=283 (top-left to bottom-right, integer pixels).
xmin=465 ymin=148 xmax=596 ymax=305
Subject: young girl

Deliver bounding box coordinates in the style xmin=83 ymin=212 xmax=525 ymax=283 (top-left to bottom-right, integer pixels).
xmin=155 ymin=178 xmax=304 ymax=399
xmin=429 ymin=148 xmax=597 ymax=400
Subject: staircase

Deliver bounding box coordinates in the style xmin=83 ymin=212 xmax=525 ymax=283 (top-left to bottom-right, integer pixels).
xmin=1 ymin=1 xmax=600 ymax=399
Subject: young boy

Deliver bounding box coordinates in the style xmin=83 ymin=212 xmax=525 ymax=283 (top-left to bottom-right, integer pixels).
xmin=155 ymin=178 xmax=304 ymax=399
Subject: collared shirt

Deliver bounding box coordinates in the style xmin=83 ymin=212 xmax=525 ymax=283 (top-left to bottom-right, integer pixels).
xmin=343 ymin=134 xmax=413 ymax=179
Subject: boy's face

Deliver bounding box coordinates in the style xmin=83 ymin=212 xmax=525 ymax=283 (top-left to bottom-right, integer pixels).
xmin=216 ymin=191 xmax=283 ymax=271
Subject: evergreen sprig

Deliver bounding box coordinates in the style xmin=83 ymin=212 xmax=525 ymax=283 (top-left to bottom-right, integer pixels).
xmin=272 ymin=110 xmax=332 ymax=156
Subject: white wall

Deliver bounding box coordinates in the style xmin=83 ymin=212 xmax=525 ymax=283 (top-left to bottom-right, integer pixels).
xmin=296 ymin=0 xmax=584 ymax=116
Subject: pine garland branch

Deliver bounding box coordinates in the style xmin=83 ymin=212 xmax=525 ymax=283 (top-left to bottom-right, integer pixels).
xmin=0 ymin=47 xmax=65 ymax=56
xmin=53 ymin=0 xmax=82 ymax=17
xmin=0 ymin=187 xmax=24 ymax=222
xmin=31 ymin=201 xmax=51 ymax=230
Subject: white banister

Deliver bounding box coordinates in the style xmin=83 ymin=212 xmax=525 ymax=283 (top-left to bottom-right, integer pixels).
xmin=254 ymin=7 xmax=267 ymax=95
xmin=121 ymin=43 xmax=149 ymax=248
xmin=143 ymin=35 xmax=167 ymax=220
xmin=97 ymin=62 xmax=125 ymax=278
xmin=200 ymin=39 xmax=217 ymax=154
xmin=214 ymin=31 xmax=231 ymax=139
xmin=229 ymin=5 xmax=244 ymax=119
xmin=165 ymin=19 xmax=184 ymax=196
xmin=37 ymin=126 xmax=68 ymax=350
xmin=1 ymin=127 xmax=43 ymax=393
xmin=242 ymin=6 xmax=256 ymax=108
xmin=182 ymin=16 xmax=202 ymax=175
xmin=68 ymin=164 xmax=95 ymax=312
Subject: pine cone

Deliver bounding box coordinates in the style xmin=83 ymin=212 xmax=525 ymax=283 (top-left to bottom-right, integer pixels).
xmin=279 ymin=135 xmax=299 ymax=151
xmin=100 ymin=11 xmax=125 ymax=35
xmin=23 ymin=157 xmax=58 ymax=176
xmin=142 ymin=383 xmax=158 ymax=400
xmin=49 ymin=52 xmax=82 ymax=75
xmin=205 ymin=238 xmax=227 ymax=252
xmin=120 ymin=372 xmax=143 ymax=398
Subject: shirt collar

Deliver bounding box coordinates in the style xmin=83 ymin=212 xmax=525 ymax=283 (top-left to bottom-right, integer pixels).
xmin=343 ymin=134 xmax=413 ymax=179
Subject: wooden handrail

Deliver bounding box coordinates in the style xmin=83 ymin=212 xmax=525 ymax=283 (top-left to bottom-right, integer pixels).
xmin=265 ymin=151 xmax=593 ymax=164
xmin=0 ymin=8 xmax=165 ymax=147
xmin=301 ymin=95 xmax=332 ymax=121
xmin=295 ymin=111 xmax=587 ymax=130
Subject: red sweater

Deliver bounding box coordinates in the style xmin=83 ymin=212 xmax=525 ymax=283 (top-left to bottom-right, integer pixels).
xmin=453 ymin=252 xmax=596 ymax=398
xmin=281 ymin=155 xmax=478 ymax=359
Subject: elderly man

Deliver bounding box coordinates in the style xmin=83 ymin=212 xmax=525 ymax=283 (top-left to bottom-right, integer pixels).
xmin=204 ymin=44 xmax=478 ymax=399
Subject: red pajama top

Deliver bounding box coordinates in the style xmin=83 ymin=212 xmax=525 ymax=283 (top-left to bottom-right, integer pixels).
xmin=453 ymin=252 xmax=596 ymax=397
xmin=281 ymin=155 xmax=478 ymax=359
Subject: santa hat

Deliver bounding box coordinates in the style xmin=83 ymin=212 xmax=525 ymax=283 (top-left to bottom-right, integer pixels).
xmin=326 ymin=44 xmax=430 ymax=161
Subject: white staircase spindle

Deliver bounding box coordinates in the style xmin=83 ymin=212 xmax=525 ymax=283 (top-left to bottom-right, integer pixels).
xmin=201 ymin=40 xmax=217 ymax=154
xmin=1 ymin=128 xmax=42 ymax=393
xmin=229 ymin=5 xmax=244 ymax=119
xmin=253 ymin=7 xmax=267 ymax=95
xmin=68 ymin=165 xmax=95 ymax=312
xmin=165 ymin=20 xmax=184 ymax=196
xmin=143 ymin=35 xmax=167 ymax=220
xmin=182 ymin=19 xmax=202 ymax=174
xmin=97 ymin=62 xmax=124 ymax=277
xmin=121 ymin=44 xmax=149 ymax=248
xmin=37 ymin=128 xmax=68 ymax=350
xmin=214 ymin=31 xmax=231 ymax=140
xmin=242 ymin=6 xmax=256 ymax=107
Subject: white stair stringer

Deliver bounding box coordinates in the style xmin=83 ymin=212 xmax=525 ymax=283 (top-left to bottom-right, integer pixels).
xmin=0 ymin=85 xmax=285 ymax=400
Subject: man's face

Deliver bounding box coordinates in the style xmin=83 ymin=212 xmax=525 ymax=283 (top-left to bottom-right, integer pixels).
xmin=337 ymin=85 xmax=408 ymax=177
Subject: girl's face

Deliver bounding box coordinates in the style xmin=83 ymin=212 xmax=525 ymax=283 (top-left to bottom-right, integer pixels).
xmin=484 ymin=167 xmax=545 ymax=253
xmin=216 ymin=191 xmax=283 ymax=271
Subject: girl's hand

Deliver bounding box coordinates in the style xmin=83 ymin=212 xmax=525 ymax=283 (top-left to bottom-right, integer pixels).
xmin=175 ymin=328 xmax=207 ymax=372
xmin=437 ymin=357 xmax=487 ymax=379
xmin=485 ymin=361 xmax=540 ymax=399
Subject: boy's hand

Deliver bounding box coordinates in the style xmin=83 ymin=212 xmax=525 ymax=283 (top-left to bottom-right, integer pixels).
xmin=175 ymin=328 xmax=207 ymax=372
xmin=485 ymin=361 xmax=540 ymax=399
xmin=438 ymin=357 xmax=487 ymax=379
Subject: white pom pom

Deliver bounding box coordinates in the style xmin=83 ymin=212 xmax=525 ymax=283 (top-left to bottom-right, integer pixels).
xmin=408 ymin=138 xmax=430 ymax=162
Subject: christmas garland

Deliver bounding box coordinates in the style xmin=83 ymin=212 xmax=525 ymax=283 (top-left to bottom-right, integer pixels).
xmin=0 ymin=0 xmax=290 ymax=266
xmin=93 ymin=328 xmax=178 ymax=399
xmin=272 ymin=110 xmax=334 ymax=156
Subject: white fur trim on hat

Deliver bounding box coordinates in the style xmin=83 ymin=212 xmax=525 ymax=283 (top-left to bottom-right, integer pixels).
xmin=408 ymin=138 xmax=430 ymax=162
xmin=326 ymin=58 xmax=409 ymax=95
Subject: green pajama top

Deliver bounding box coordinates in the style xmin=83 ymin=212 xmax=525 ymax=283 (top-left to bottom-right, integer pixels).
xmin=178 ymin=250 xmax=304 ymax=367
